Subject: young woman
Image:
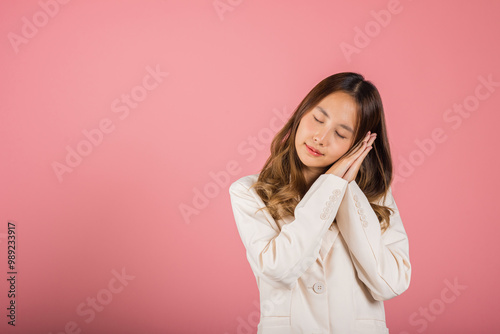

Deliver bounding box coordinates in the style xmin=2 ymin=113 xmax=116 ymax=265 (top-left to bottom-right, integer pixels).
xmin=229 ymin=72 xmax=411 ymax=334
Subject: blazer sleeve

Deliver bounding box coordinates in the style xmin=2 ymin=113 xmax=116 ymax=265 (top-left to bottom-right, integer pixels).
xmin=336 ymin=180 xmax=412 ymax=301
xmin=229 ymin=174 xmax=348 ymax=289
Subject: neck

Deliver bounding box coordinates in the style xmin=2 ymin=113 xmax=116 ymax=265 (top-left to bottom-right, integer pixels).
xmin=303 ymin=167 xmax=322 ymax=188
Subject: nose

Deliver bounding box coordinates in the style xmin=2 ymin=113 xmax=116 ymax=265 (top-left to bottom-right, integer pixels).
xmin=313 ymin=129 xmax=327 ymax=145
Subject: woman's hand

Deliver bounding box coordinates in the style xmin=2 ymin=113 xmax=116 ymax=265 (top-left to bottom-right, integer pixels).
xmin=325 ymin=131 xmax=377 ymax=182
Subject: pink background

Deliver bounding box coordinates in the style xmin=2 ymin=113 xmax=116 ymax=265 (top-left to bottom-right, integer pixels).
xmin=1 ymin=0 xmax=499 ymax=333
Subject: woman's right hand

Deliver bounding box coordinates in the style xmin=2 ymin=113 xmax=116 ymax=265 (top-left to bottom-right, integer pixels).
xmin=325 ymin=131 xmax=376 ymax=180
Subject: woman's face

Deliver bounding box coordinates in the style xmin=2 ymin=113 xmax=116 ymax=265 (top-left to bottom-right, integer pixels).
xmin=295 ymin=91 xmax=358 ymax=177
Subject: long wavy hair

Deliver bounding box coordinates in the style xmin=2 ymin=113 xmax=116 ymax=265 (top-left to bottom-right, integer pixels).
xmin=250 ymin=72 xmax=395 ymax=233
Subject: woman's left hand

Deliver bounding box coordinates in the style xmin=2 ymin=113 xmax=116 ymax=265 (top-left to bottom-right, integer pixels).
xmin=343 ymin=132 xmax=377 ymax=183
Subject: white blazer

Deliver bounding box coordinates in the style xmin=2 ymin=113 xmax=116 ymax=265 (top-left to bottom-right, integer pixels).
xmin=229 ymin=173 xmax=411 ymax=334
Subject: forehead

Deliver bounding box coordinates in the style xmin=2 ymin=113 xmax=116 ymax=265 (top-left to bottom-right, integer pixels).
xmin=316 ymin=91 xmax=358 ymax=125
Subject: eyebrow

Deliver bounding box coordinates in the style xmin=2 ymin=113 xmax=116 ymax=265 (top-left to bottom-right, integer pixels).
xmin=316 ymin=106 xmax=354 ymax=133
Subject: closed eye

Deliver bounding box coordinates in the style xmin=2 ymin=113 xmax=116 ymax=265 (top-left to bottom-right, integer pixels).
xmin=313 ymin=116 xmax=323 ymax=124
xmin=313 ymin=116 xmax=346 ymax=139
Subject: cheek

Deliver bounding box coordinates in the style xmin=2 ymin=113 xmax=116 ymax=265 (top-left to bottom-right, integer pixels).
xmin=338 ymin=142 xmax=352 ymax=157
xmin=297 ymin=119 xmax=311 ymax=139
xmin=326 ymin=142 xmax=349 ymax=160
xmin=300 ymin=119 xmax=316 ymax=136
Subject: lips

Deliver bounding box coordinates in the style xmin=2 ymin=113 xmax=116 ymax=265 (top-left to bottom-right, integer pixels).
xmin=305 ymin=144 xmax=323 ymax=156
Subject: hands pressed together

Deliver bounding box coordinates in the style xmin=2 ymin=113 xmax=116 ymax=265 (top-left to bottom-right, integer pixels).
xmin=326 ymin=131 xmax=377 ymax=183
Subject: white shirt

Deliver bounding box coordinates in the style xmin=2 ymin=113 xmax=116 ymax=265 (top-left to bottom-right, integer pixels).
xmin=229 ymin=173 xmax=411 ymax=334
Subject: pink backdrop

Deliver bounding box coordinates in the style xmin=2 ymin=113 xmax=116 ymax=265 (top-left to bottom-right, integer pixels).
xmin=1 ymin=0 xmax=499 ymax=333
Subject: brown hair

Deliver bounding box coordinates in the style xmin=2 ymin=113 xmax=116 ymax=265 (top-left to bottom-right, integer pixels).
xmin=250 ymin=72 xmax=394 ymax=233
